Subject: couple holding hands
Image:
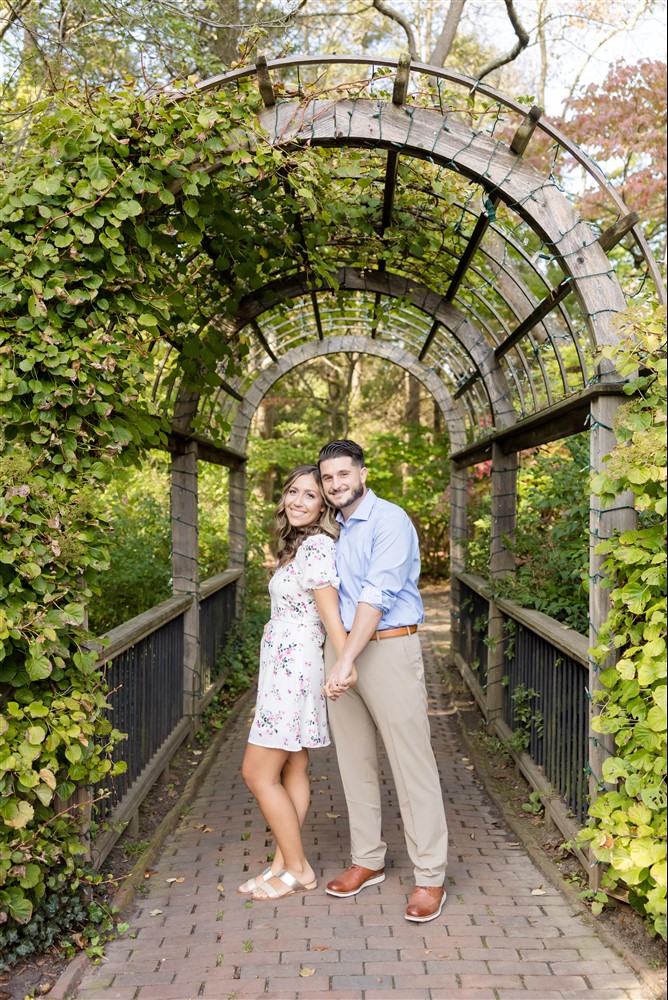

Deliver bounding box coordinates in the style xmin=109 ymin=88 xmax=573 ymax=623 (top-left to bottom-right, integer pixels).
xmin=239 ymin=439 xmax=448 ymax=924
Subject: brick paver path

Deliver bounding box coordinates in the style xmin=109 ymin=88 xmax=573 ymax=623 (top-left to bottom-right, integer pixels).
xmin=71 ymin=586 xmax=652 ymax=1000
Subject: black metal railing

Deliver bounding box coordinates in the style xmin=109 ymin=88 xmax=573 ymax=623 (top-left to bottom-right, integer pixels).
xmin=87 ymin=568 xmax=242 ymax=862
xmin=454 ymin=570 xmax=590 ymax=840
xmin=94 ymin=596 xmax=189 ymax=825
xmin=200 ymin=570 xmax=239 ymax=685
xmin=459 ymin=579 xmax=490 ymax=688
xmin=502 ymin=617 xmax=588 ymax=823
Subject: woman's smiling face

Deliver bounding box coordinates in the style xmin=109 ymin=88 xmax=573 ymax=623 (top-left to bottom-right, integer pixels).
xmin=283 ymin=473 xmax=325 ymax=528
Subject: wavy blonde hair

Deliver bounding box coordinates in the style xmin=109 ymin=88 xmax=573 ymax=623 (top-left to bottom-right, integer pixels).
xmin=275 ymin=464 xmax=339 ymax=565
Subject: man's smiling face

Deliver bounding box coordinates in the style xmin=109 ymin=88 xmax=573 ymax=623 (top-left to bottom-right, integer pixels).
xmin=319 ymin=456 xmax=367 ymax=518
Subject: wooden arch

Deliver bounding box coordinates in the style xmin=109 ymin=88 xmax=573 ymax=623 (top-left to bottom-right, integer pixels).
xmin=165 ymin=57 xmax=662 ymax=838
xmin=223 ymin=335 xmax=468 ymax=575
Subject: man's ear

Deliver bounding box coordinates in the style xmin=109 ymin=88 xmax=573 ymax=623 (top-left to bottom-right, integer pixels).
xmin=360 ymin=466 xmax=368 ymax=485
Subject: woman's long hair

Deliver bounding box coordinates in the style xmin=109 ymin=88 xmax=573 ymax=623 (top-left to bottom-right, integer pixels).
xmin=275 ymin=465 xmax=339 ymax=565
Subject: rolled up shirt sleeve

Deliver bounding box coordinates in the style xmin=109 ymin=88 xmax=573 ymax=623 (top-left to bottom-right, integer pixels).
xmin=358 ymin=507 xmax=417 ymax=614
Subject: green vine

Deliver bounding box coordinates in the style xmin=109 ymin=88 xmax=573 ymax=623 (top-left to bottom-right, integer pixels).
xmin=577 ymin=302 xmax=667 ymax=941
xmin=0 ymin=78 xmax=280 ymax=958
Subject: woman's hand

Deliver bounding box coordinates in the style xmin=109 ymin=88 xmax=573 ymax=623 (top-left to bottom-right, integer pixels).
xmin=323 ymin=660 xmax=358 ymax=701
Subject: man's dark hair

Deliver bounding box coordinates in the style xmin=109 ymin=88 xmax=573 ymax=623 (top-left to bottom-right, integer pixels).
xmin=318 ymin=439 xmax=365 ymax=467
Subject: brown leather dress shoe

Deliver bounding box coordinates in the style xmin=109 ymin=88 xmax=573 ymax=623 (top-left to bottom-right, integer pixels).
xmin=325 ymin=864 xmax=386 ymax=897
xmin=405 ymin=885 xmax=446 ymax=922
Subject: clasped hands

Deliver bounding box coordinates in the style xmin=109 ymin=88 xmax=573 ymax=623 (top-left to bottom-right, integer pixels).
xmin=323 ymin=661 xmax=358 ymax=701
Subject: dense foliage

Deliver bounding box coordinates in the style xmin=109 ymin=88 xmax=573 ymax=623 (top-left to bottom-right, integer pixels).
xmin=578 ymin=305 xmax=667 ymax=941
xmin=88 ymin=458 xmax=229 ymax=634
xmin=558 ymin=58 xmax=667 ymax=257
xmin=465 ymin=436 xmax=590 ymax=632
xmin=0 ymin=78 xmax=275 ymax=961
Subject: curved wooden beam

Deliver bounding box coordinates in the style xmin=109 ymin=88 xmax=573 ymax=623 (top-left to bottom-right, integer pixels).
xmin=258 ymin=98 xmax=627 ymax=359
xmin=227 ymin=335 xmax=468 ymax=458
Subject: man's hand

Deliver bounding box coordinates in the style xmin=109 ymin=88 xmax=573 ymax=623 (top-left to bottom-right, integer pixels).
xmin=323 ymin=659 xmax=358 ymax=701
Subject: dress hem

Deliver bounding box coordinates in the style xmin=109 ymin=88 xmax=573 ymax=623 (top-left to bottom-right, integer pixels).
xmin=247 ymin=737 xmax=332 ymax=751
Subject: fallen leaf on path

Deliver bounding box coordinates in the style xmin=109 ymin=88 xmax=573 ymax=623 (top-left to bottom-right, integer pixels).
xmin=531 ymin=887 xmax=547 ymax=895
xmin=311 ymin=946 xmax=329 ymax=951
xmin=165 ymin=877 xmax=185 ymax=884
xmin=299 ymin=968 xmax=316 ymax=977
xmin=149 ymin=909 xmax=163 ymax=917
xmin=217 ymin=883 xmax=225 ymax=893
xmin=326 ymin=812 xmax=340 ymax=819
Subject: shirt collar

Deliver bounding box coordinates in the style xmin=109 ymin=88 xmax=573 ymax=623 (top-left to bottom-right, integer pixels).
xmin=336 ymin=488 xmax=377 ymax=525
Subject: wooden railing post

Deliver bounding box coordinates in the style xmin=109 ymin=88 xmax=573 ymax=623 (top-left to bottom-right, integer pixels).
xmin=171 ymin=440 xmax=201 ymax=719
xmin=588 ymin=393 xmax=636 ymax=885
xmin=449 ymin=461 xmax=468 ymax=666
xmin=487 ymin=444 xmax=517 ymax=729
xmin=229 ymin=464 xmax=247 ymax=615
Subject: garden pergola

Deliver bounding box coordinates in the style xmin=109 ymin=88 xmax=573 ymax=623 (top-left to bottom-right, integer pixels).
xmin=148 ymin=56 xmax=663 ymax=846
xmin=3 ymin=54 xmax=663 ymax=877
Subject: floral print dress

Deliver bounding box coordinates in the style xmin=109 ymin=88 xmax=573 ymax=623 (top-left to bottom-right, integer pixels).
xmin=248 ymin=533 xmax=338 ymax=751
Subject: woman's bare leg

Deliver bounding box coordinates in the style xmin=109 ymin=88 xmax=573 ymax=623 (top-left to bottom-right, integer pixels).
xmin=264 ymin=748 xmax=311 ymax=871
xmin=242 ymin=744 xmax=315 ymax=892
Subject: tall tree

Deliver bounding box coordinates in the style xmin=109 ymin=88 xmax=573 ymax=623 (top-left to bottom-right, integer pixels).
xmin=556 ymin=58 xmax=667 ymax=260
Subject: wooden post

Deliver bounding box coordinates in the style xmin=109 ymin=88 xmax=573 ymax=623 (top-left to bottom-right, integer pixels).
xmin=588 ymin=393 xmax=636 ymax=886
xmin=486 ymin=444 xmax=517 ymax=729
xmin=449 ymin=462 xmax=468 ymax=666
xmin=229 ymin=464 xmax=247 ymax=614
xmin=171 ymin=440 xmax=201 ymax=719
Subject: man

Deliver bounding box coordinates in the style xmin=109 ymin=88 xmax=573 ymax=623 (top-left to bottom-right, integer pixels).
xmin=318 ymin=439 xmax=448 ymax=923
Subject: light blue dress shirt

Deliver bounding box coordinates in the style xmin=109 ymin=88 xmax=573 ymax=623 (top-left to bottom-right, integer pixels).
xmin=334 ymin=488 xmax=424 ymax=632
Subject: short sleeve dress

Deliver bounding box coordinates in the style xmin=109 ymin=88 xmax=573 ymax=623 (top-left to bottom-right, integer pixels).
xmin=248 ymin=533 xmax=338 ymax=751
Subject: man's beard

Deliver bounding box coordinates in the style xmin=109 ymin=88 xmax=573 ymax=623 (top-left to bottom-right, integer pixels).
xmin=330 ymin=483 xmax=364 ymax=510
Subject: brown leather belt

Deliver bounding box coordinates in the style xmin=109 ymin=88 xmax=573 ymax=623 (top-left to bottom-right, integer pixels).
xmin=370 ymin=625 xmax=418 ymax=641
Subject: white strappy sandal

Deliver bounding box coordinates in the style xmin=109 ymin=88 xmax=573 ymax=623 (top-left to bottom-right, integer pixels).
xmin=250 ymin=869 xmax=318 ymax=900
xmin=236 ymin=867 xmax=273 ymax=895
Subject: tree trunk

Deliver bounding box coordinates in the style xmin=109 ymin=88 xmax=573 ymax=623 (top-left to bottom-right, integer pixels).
xmin=201 ymin=0 xmax=242 ymax=68
xmin=429 ymin=0 xmax=466 ymax=66
xmin=403 ymin=371 xmax=420 ymax=492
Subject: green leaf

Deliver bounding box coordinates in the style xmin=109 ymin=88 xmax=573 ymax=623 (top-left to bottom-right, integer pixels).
xmin=137 ymin=313 xmax=158 ymax=327
xmin=2 ymin=888 xmax=33 ymax=923
xmin=18 ymin=863 xmax=41 ymax=888
xmin=651 ymin=860 xmax=667 ymax=889
xmin=32 ymin=176 xmax=63 ymax=196
xmin=25 ymin=725 xmax=47 ymax=745
xmin=0 ymin=799 xmax=34 ymax=829
xmin=602 ymin=756 xmax=628 ymax=782
xmin=629 ymin=837 xmax=665 ymax=869
xmin=26 ymin=656 xmax=52 ymax=681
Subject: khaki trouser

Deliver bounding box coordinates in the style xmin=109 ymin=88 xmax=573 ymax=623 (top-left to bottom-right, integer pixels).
xmin=324 ymin=632 xmax=448 ymax=886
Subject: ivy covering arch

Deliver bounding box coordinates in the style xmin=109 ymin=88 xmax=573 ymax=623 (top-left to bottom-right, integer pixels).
xmin=0 ymin=56 xmax=665 ymax=939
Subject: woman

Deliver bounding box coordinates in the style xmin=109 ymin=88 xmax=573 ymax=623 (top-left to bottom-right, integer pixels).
xmin=238 ymin=464 xmax=352 ymax=901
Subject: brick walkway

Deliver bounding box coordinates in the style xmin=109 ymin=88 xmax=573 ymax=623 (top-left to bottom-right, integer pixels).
xmin=70 ymin=586 xmax=653 ymax=1000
